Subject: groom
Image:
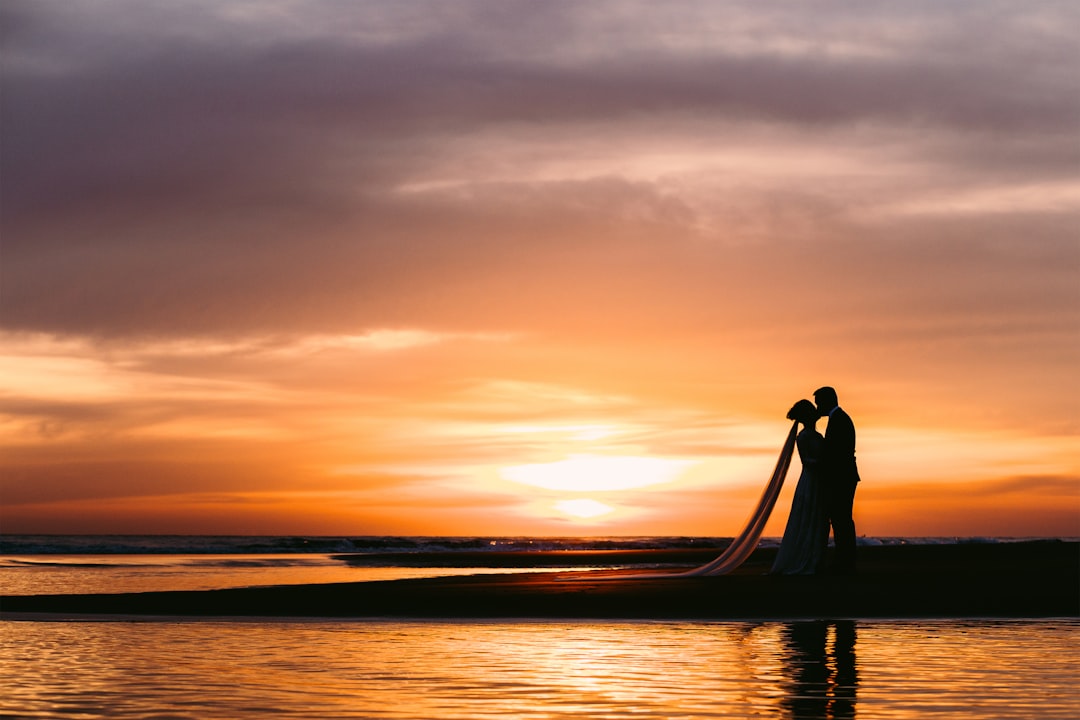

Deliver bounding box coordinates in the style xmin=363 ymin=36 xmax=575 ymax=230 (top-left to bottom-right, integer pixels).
xmin=814 ymin=386 xmax=860 ymax=574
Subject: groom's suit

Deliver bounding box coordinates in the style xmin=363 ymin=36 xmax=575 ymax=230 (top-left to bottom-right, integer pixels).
xmin=821 ymin=406 xmax=859 ymax=572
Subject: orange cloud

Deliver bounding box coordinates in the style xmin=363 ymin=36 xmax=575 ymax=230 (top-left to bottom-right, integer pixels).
xmin=2 ymin=2 xmax=1077 ymax=537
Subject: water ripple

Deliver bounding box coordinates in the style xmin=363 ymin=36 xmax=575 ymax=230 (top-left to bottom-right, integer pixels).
xmin=1 ymin=619 xmax=1076 ymax=719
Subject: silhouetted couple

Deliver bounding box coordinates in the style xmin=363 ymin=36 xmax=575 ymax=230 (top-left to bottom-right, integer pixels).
xmin=771 ymin=386 xmax=860 ymax=575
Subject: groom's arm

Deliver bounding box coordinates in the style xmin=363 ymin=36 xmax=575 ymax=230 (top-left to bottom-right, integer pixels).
xmin=822 ymin=410 xmax=857 ymax=481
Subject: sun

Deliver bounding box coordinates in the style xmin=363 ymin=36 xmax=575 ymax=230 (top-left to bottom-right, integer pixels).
xmin=499 ymin=454 xmax=693 ymax=492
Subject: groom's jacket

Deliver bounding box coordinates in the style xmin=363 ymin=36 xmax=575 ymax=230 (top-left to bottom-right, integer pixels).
xmin=822 ymin=407 xmax=860 ymax=485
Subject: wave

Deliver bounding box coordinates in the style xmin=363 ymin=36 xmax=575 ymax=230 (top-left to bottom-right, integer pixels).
xmin=0 ymin=535 xmax=731 ymax=556
xmin=0 ymin=555 xmax=346 ymax=570
xmin=1 ymin=534 xmax=1072 ymax=557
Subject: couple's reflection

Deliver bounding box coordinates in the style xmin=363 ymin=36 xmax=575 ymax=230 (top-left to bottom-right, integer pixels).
xmin=781 ymin=620 xmax=857 ymax=720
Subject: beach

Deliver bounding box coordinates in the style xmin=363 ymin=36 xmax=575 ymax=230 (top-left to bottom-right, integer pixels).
xmin=4 ymin=540 xmax=1076 ymax=620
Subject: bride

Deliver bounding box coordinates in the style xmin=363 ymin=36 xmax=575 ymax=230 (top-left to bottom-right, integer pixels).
xmin=771 ymin=399 xmax=828 ymax=575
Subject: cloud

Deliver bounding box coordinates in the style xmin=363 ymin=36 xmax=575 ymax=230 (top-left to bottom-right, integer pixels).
xmin=3 ymin=2 xmax=1075 ymax=391
xmin=1 ymin=1 xmax=1077 ymax=534
xmin=5 ymin=1 xmax=1075 ymax=250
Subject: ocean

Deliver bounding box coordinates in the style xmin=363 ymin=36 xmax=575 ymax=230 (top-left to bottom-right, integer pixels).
xmin=3 ymin=536 xmax=1078 ymax=719
xmin=1 ymin=534 xmax=736 ymax=596
xmin=0 ymin=534 xmax=1050 ymax=596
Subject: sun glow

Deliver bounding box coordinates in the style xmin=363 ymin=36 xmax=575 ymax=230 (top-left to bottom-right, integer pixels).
xmin=500 ymin=454 xmax=694 ymax=492
xmin=554 ymin=499 xmax=614 ymax=519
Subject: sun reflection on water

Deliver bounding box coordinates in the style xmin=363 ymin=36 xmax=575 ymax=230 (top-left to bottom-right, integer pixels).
xmin=0 ymin=620 xmax=1076 ymax=719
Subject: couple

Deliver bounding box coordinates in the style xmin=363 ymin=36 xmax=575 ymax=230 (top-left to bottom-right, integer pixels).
xmin=771 ymin=386 xmax=860 ymax=576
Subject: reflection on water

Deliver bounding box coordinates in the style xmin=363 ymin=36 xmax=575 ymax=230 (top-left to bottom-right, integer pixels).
xmin=0 ymin=619 xmax=1076 ymax=719
xmin=780 ymin=621 xmax=856 ymax=720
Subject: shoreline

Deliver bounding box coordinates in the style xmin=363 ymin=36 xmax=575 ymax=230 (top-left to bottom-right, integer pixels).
xmin=3 ymin=541 xmax=1077 ymax=621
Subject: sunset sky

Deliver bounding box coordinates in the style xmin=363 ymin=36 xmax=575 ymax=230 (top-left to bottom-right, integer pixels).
xmin=2 ymin=0 xmax=1077 ymax=538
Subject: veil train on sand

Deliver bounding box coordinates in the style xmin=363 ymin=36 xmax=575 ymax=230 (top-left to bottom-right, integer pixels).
xmin=605 ymin=420 xmax=799 ymax=579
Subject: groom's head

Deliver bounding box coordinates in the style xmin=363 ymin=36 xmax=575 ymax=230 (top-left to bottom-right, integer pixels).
xmin=813 ymin=386 xmax=838 ymax=416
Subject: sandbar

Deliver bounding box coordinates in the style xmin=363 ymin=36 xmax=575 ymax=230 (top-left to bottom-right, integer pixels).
xmin=3 ymin=541 xmax=1076 ymax=620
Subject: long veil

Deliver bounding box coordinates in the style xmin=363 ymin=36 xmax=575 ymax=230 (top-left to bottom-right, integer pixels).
xmin=680 ymin=419 xmax=798 ymax=575
xmin=610 ymin=420 xmax=799 ymax=579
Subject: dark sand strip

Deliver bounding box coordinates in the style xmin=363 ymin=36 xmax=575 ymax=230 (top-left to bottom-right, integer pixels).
xmin=3 ymin=542 xmax=1077 ymax=620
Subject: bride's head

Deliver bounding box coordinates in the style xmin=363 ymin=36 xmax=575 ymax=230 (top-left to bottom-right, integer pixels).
xmin=787 ymin=399 xmax=818 ymax=426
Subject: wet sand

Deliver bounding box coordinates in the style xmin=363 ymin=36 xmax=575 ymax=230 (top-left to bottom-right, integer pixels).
xmin=3 ymin=541 xmax=1077 ymax=620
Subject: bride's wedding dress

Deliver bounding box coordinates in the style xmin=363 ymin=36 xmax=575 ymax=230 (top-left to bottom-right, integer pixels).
xmin=770 ymin=427 xmax=827 ymax=575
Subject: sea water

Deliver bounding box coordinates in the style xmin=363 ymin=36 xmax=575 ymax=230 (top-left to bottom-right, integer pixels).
xmin=1 ymin=534 xmax=1055 ymax=596
xmin=0 ymin=553 xmax=595 ymax=596
xmin=0 ymin=535 xmax=692 ymax=595
xmin=1 ymin=619 xmax=1076 ymax=719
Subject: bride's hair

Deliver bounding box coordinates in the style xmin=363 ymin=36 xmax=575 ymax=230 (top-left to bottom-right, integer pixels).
xmin=787 ymin=399 xmax=818 ymax=424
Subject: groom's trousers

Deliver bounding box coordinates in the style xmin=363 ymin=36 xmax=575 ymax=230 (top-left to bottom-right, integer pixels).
xmin=827 ymin=477 xmax=859 ymax=572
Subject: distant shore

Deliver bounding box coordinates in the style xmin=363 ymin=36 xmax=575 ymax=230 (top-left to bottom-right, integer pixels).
xmin=3 ymin=541 xmax=1077 ymax=620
